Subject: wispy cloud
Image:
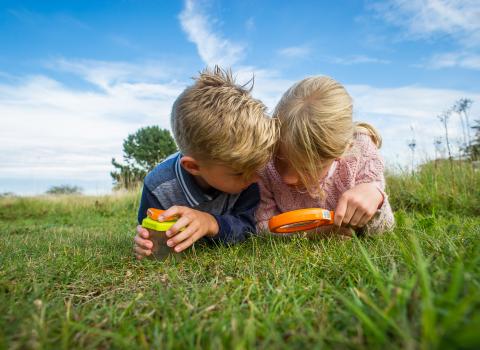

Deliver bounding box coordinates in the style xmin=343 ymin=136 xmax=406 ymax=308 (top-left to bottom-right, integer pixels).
xmin=0 ymin=60 xmax=186 ymax=194
xmin=179 ymin=0 xmax=245 ymax=67
xmin=328 ymin=54 xmax=390 ymax=65
xmin=8 ymin=7 xmax=90 ymax=30
xmin=245 ymin=17 xmax=255 ymax=31
xmin=426 ymin=51 xmax=480 ymax=70
xmin=370 ymin=0 xmax=480 ymax=46
xmin=51 ymin=58 xmax=179 ymax=91
xmin=278 ymin=46 xmax=311 ymax=59
xmin=348 ymin=83 xmax=480 ymax=166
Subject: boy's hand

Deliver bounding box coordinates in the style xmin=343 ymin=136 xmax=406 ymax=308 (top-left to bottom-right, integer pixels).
xmin=134 ymin=225 xmax=153 ymax=260
xmin=334 ymin=183 xmax=384 ymax=229
xmin=160 ymin=206 xmax=219 ymax=253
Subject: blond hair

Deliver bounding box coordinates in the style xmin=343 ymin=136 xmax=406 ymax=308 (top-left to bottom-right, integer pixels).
xmin=171 ymin=66 xmax=277 ymax=178
xmin=274 ymin=76 xmax=381 ymax=196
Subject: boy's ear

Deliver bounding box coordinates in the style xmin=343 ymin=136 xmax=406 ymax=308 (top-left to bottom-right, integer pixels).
xmin=180 ymin=156 xmax=202 ymax=176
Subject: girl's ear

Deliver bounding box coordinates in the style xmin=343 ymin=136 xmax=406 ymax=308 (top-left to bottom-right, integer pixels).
xmin=180 ymin=156 xmax=201 ymax=176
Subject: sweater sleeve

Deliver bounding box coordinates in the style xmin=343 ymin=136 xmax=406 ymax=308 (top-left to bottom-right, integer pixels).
xmin=255 ymin=167 xmax=281 ymax=232
xmin=353 ymin=133 xmax=395 ymax=235
xmin=354 ymin=132 xmax=385 ymax=185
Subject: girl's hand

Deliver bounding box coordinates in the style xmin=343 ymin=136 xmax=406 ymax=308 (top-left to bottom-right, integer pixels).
xmin=134 ymin=225 xmax=153 ymax=260
xmin=334 ymin=183 xmax=384 ymax=229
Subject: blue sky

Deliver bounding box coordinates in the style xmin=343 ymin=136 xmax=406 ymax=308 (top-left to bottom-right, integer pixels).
xmin=1 ymin=0 xmax=479 ymax=194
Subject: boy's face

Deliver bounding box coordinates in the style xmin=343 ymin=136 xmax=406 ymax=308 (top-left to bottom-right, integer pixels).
xmin=181 ymin=157 xmax=259 ymax=194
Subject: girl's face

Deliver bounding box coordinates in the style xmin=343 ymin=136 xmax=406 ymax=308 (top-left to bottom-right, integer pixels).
xmin=274 ymin=144 xmax=335 ymax=188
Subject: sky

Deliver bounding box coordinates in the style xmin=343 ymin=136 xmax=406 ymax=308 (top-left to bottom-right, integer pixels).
xmin=1 ymin=0 xmax=479 ymax=195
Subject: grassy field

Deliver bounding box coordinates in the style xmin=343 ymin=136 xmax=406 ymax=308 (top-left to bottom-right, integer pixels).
xmin=1 ymin=161 xmax=479 ymax=349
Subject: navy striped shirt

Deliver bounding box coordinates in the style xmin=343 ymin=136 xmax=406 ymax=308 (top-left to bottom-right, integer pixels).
xmin=137 ymin=153 xmax=260 ymax=244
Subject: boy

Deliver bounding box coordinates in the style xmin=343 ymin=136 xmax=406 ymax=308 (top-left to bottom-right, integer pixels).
xmin=134 ymin=67 xmax=277 ymax=259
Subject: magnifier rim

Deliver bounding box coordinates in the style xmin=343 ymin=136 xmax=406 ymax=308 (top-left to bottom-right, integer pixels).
xmin=268 ymin=208 xmax=334 ymax=233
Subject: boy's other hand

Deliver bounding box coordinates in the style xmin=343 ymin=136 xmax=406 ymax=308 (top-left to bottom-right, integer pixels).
xmin=160 ymin=206 xmax=219 ymax=253
xmin=334 ymin=182 xmax=384 ymax=229
xmin=134 ymin=225 xmax=153 ymax=260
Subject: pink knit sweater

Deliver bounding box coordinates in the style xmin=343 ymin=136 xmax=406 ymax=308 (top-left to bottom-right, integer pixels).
xmin=256 ymin=132 xmax=395 ymax=235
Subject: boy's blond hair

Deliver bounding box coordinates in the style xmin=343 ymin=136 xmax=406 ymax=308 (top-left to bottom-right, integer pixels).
xmin=171 ymin=66 xmax=277 ymax=178
xmin=274 ymin=76 xmax=381 ymax=197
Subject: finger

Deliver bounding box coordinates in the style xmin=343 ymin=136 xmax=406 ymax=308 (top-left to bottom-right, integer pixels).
xmin=350 ymin=208 xmax=365 ymax=227
xmin=342 ymin=201 xmax=357 ymax=226
xmin=135 ymin=254 xmax=144 ymax=260
xmin=137 ymin=225 xmax=150 ymax=239
xmin=134 ymin=245 xmax=152 ymax=257
xmin=159 ymin=206 xmax=185 ymax=221
xmin=173 ymin=230 xmax=203 ymax=253
xmin=356 ymin=212 xmax=369 ymax=227
xmin=166 ymin=215 xmax=192 ymax=237
xmin=334 ymin=195 xmax=348 ymax=227
xmin=134 ymin=235 xmax=153 ymax=250
xmin=167 ymin=223 xmax=199 ymax=247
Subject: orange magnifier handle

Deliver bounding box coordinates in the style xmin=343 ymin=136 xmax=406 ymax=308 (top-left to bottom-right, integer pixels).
xmin=268 ymin=208 xmax=334 ymax=234
xmin=147 ymin=208 xmax=178 ymax=222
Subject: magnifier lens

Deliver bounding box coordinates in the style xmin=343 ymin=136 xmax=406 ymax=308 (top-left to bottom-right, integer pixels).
xmin=278 ymin=220 xmax=320 ymax=230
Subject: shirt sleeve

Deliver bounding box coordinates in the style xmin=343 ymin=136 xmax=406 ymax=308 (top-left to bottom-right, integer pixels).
xmin=137 ymin=184 xmax=164 ymax=224
xmin=208 ymin=183 xmax=260 ymax=245
xmin=352 ymin=133 xmax=395 ymax=235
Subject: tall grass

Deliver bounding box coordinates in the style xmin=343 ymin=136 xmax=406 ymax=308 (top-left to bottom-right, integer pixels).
xmin=0 ymin=162 xmax=479 ymax=349
xmin=387 ymin=160 xmax=480 ymax=216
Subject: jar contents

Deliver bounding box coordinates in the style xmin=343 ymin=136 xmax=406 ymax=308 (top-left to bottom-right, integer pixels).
xmin=148 ymin=229 xmax=172 ymax=260
xmin=141 ymin=216 xmax=182 ymax=261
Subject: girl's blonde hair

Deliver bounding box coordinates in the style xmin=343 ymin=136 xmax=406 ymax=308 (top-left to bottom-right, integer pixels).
xmin=274 ymin=76 xmax=381 ymax=197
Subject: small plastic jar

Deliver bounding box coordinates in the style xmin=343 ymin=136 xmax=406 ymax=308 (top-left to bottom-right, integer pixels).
xmin=141 ymin=217 xmax=182 ymax=260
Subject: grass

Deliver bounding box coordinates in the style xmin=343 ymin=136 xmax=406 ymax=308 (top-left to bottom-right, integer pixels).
xmin=1 ymin=162 xmax=479 ymax=349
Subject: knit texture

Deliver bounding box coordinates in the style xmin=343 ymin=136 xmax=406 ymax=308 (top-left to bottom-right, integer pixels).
xmin=256 ymin=132 xmax=395 ymax=235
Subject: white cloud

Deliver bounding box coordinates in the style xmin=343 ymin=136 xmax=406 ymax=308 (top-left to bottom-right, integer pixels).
xmin=235 ymin=66 xmax=294 ymax=113
xmin=52 ymin=58 xmax=179 ymax=91
xmin=425 ymin=51 xmax=480 ymax=70
xmin=328 ymin=54 xmax=390 ymax=65
xmin=370 ymin=0 xmax=480 ymax=46
xmin=278 ymin=46 xmax=311 ymax=59
xmin=2 ymin=59 xmax=479 ymax=194
xmin=0 ymin=60 xmax=186 ymax=194
xmin=179 ymin=0 xmax=245 ymax=67
xmin=348 ymin=84 xmax=480 ymax=168
xmin=245 ymin=17 xmax=255 ymax=31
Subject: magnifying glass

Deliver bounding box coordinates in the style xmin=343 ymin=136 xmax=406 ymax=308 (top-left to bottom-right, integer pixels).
xmin=268 ymin=208 xmax=335 ymax=234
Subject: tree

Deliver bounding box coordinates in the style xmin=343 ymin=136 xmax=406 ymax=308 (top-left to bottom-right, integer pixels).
xmin=46 ymin=185 xmax=82 ymax=195
xmin=111 ymin=126 xmax=177 ymax=189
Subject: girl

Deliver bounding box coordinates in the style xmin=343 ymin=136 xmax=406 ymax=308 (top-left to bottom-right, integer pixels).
xmin=256 ymin=76 xmax=394 ymax=236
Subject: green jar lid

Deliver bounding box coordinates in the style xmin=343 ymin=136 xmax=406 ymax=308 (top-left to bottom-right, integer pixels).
xmin=142 ymin=217 xmax=176 ymax=231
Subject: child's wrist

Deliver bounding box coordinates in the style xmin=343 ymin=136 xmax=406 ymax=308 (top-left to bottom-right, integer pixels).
xmin=373 ymin=183 xmax=385 ymax=209
xmin=206 ymin=213 xmax=219 ymax=237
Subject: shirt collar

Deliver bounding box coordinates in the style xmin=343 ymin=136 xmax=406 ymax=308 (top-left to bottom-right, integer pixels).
xmin=174 ymin=153 xmax=220 ymax=206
